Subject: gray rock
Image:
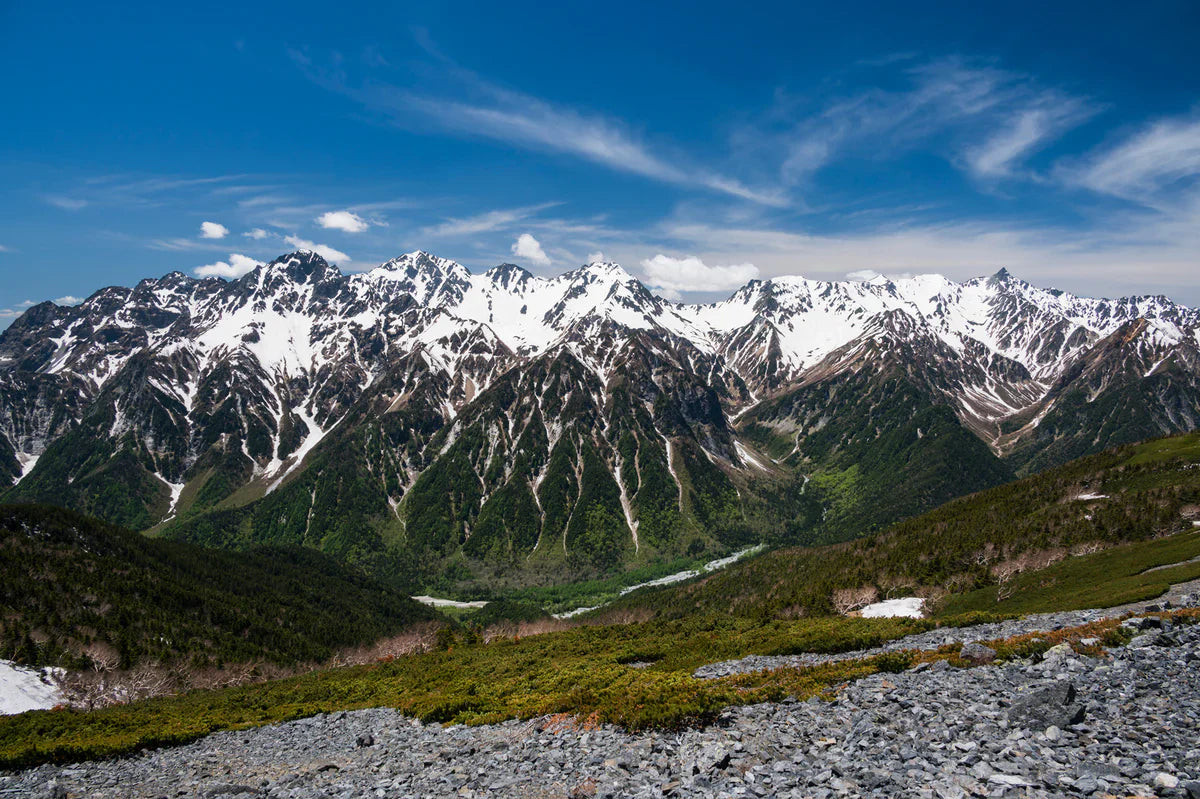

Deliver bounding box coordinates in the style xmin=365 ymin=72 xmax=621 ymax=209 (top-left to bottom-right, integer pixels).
xmin=1007 ymin=681 xmax=1086 ymax=729
xmin=959 ymin=642 xmax=996 ymax=664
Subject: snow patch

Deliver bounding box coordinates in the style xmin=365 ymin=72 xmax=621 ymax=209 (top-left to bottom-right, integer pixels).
xmin=412 ymin=595 xmax=489 ymax=610
xmin=0 ymin=660 xmax=63 ymax=715
xmin=859 ymin=597 xmax=926 ymax=619
xmin=15 ymin=452 xmax=40 ymax=483
xmin=734 ymin=440 xmax=770 ymax=471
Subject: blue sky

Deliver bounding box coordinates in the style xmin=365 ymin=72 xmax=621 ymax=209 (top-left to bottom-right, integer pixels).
xmin=2 ymin=0 xmax=1199 ymax=323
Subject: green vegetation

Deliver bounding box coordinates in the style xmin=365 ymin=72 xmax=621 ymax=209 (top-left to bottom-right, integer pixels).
xmin=741 ymin=367 xmax=1015 ymax=546
xmin=602 ymin=432 xmax=1200 ymax=620
xmin=6 ymin=606 xmax=1191 ymax=770
xmin=936 ymin=529 xmax=1200 ymax=616
xmin=0 ymin=612 xmax=945 ymax=768
xmin=0 ymin=504 xmax=440 ymax=670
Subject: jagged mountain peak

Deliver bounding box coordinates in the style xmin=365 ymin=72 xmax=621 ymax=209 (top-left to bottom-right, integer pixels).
xmin=484 ymin=262 xmax=534 ymax=289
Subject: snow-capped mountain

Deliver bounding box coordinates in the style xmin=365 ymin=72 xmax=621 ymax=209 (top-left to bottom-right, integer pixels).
xmin=2 ymin=250 xmax=1198 ymax=588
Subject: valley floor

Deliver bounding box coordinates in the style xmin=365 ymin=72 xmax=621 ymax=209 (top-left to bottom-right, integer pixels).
xmin=6 ymin=588 xmax=1200 ymax=798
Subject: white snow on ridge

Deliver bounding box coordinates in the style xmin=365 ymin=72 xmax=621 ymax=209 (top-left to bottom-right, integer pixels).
xmin=860 ymin=597 xmax=926 ymax=618
xmin=0 ymin=660 xmax=63 ymax=715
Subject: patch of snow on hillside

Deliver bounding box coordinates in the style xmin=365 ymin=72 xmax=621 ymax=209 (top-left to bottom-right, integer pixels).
xmin=859 ymin=597 xmax=926 ymax=618
xmin=412 ymin=596 xmax=489 ymax=610
xmin=16 ymin=452 xmax=40 ymax=483
xmin=0 ymin=660 xmax=63 ymax=715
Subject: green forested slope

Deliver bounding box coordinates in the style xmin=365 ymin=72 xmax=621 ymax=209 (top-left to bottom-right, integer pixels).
xmin=602 ymin=432 xmax=1200 ymax=620
xmin=0 ymin=504 xmax=441 ymax=670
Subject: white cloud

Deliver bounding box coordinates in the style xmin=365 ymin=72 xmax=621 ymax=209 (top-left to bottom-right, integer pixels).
xmin=511 ymin=233 xmax=551 ymax=265
xmin=200 ymin=221 xmax=229 ymax=239
xmin=0 ymin=244 xmax=9 ymax=252
xmin=44 ymin=195 xmax=88 ymax=211
xmin=0 ymin=301 xmax=35 ymax=319
xmin=1062 ymin=114 xmax=1200 ymax=201
xmin=316 ymin=210 xmax=370 ymax=233
xmin=244 ymin=228 xmax=273 ymax=240
xmin=844 ymin=269 xmax=913 ymax=282
xmin=299 ymin=53 xmax=784 ymax=206
xmin=419 ymin=203 xmax=560 ymax=238
xmin=586 ymin=251 xmax=606 ymax=263
xmin=654 ymin=212 xmax=1200 ymax=302
xmin=967 ymin=97 xmax=1096 ymax=178
xmin=54 ymin=295 xmax=83 ymax=305
xmin=194 ymin=253 xmax=264 ymax=279
xmin=640 ymin=254 xmax=760 ymax=294
xmin=845 ymin=269 xmax=882 ymax=282
xmin=769 ymin=58 xmax=1096 ymax=186
xmin=284 ymin=236 xmax=351 ymax=264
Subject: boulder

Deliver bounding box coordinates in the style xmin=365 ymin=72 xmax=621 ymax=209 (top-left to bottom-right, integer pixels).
xmin=959 ymin=642 xmax=996 ymax=664
xmin=1007 ymin=681 xmax=1085 ymax=729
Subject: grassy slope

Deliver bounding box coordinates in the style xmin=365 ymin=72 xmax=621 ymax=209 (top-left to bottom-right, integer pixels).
xmin=936 ymin=529 xmax=1200 ymax=616
xmin=0 ymin=504 xmax=441 ymax=670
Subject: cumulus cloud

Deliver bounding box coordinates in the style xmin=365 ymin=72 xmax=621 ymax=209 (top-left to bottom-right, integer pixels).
xmin=244 ymin=228 xmax=273 ymax=240
xmin=0 ymin=300 xmax=36 ymax=319
xmin=316 ymin=210 xmax=370 ymax=233
xmin=586 ymin=251 xmax=607 ymax=263
xmin=284 ymin=236 xmax=351 ymax=264
xmin=55 ymin=295 xmax=83 ymax=305
xmin=844 ymin=269 xmax=913 ymax=283
xmin=194 ymin=253 xmax=264 ymax=279
xmin=199 ymin=221 xmax=229 ymax=239
xmin=512 ymin=233 xmax=551 ymax=265
xmin=640 ymin=254 xmax=760 ymax=296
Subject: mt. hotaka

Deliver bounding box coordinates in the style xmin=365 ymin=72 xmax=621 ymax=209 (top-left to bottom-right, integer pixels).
xmin=3 ymin=250 xmax=1199 ymax=590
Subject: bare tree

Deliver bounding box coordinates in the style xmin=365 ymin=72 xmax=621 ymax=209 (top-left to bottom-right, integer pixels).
xmin=832 ymin=586 xmax=879 ymax=615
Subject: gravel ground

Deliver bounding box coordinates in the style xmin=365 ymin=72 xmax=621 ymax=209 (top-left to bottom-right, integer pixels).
xmin=5 ymin=590 xmax=1200 ymax=798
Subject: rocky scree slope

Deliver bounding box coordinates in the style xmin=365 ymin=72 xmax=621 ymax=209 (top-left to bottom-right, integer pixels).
xmin=2 ymin=252 xmax=1199 ymax=587
xmin=7 ymin=601 xmax=1200 ymax=799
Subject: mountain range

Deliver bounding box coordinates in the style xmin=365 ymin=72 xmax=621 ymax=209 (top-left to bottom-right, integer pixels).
xmin=3 ymin=250 xmax=1198 ymax=590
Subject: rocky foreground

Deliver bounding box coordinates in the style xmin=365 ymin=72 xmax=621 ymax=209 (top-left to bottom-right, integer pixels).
xmin=5 ymin=608 xmax=1200 ymax=799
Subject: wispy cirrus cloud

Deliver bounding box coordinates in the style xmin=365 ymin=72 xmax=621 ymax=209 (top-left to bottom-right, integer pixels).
xmin=419 ymin=202 xmax=561 ymax=238
xmin=43 ymin=195 xmax=89 ymax=211
xmin=1059 ymin=112 xmax=1200 ymax=202
xmin=761 ymin=57 xmax=1099 ymax=186
xmin=292 ymin=48 xmax=786 ymax=207
xmin=966 ymin=96 xmax=1097 ymax=178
